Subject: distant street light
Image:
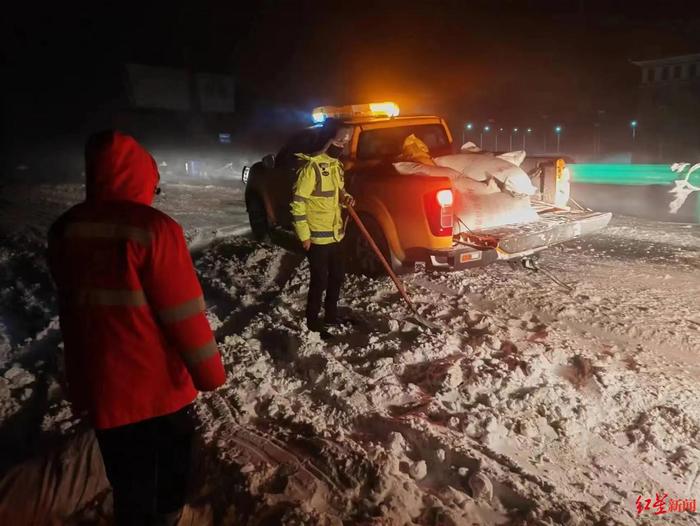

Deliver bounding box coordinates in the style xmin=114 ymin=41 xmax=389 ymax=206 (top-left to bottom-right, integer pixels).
xmin=554 ymin=125 xmax=563 ymax=153
xmin=523 ymin=127 xmax=532 ymax=150
xmin=463 ymin=122 xmax=474 ymax=144
xmin=510 ymin=127 xmax=519 ymax=151
xmin=496 ymin=127 xmax=504 ymax=150
xmin=480 ymin=125 xmax=490 ymax=149
xmin=630 ymin=120 xmax=638 ymax=143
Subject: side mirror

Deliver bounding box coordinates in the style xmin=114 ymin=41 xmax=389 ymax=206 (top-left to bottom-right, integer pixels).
xmin=262 ymin=154 xmax=275 ymax=169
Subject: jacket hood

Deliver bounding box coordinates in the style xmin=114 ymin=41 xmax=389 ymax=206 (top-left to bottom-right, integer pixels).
xmin=85 ymin=131 xmax=159 ymax=205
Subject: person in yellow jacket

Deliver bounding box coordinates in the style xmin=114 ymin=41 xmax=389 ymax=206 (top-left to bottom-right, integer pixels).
xmin=291 ymin=120 xmax=355 ymax=336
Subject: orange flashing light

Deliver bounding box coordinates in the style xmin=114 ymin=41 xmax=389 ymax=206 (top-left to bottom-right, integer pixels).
xmin=369 ymin=101 xmax=400 ymax=118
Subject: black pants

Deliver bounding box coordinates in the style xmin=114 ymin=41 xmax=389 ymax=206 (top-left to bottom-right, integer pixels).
xmin=95 ymin=404 xmax=195 ymax=526
xmin=306 ymin=241 xmax=345 ymax=328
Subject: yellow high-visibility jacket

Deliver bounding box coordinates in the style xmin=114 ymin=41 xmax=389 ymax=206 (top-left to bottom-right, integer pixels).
xmin=290 ymin=152 xmax=349 ymax=245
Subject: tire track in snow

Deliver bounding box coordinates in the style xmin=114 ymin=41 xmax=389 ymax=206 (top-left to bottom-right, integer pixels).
xmin=197 ymin=392 xmax=345 ymax=516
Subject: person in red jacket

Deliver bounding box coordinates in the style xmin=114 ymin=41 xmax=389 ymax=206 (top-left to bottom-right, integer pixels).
xmin=47 ymin=130 xmax=226 ymax=525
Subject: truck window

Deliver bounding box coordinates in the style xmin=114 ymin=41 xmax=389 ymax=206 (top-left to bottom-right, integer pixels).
xmin=356 ymin=124 xmax=451 ymax=161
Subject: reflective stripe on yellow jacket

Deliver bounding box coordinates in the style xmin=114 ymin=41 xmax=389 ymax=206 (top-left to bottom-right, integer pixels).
xmin=290 ymin=152 xmax=346 ymax=245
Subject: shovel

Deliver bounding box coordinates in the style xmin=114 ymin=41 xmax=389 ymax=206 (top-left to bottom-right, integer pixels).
xmin=346 ymin=205 xmax=439 ymax=330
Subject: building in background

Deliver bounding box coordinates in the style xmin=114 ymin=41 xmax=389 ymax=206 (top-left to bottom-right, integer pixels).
xmin=120 ymin=63 xmax=236 ymax=147
xmin=632 ymin=53 xmax=700 ymax=163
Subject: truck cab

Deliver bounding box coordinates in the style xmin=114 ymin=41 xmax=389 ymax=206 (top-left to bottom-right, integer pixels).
xmin=244 ymin=102 xmax=611 ymax=274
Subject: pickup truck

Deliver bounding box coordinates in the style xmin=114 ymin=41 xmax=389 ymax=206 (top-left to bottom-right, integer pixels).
xmin=243 ymin=105 xmax=611 ymax=274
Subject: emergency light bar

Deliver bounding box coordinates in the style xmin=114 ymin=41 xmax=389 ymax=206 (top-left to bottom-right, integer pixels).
xmin=312 ymin=101 xmax=400 ymax=123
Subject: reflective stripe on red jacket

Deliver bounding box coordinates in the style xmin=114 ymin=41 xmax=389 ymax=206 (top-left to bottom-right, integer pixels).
xmin=47 ymin=131 xmax=226 ymax=429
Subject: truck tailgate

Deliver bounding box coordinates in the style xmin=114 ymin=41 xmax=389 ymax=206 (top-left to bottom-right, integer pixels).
xmin=465 ymin=210 xmax=612 ymax=258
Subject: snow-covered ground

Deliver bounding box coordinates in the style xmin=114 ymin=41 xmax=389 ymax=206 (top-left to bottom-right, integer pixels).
xmin=0 ymin=181 xmax=699 ymax=524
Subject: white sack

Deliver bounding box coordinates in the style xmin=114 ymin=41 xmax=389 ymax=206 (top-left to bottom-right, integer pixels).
xmin=501 ymin=171 xmax=537 ymax=197
xmin=393 ymin=159 xmax=539 ymax=230
xmin=434 ymin=152 xmax=537 ymax=197
xmin=393 ymin=162 xmax=460 ymax=178
xmin=452 ymin=176 xmax=500 ymax=195
xmin=393 ymin=162 xmax=499 ymax=195
xmin=496 ymin=150 xmax=526 ymax=166
xmin=460 ymin=141 xmax=482 ymax=153
xmin=455 ymin=191 xmax=539 ymax=231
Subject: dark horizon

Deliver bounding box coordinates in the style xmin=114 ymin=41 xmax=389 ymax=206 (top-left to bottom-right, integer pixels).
xmin=2 ymin=0 xmax=700 ymax=161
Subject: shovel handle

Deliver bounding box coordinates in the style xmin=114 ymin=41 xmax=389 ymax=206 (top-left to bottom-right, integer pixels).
xmin=346 ymin=205 xmax=417 ymax=314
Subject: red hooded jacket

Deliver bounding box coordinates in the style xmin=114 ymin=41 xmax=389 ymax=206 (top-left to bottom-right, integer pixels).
xmin=48 ymin=131 xmax=226 ymax=429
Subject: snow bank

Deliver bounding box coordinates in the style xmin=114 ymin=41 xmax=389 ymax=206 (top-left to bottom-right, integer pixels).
xmin=186 ymin=225 xmax=699 ymax=524
xmin=0 ymin=182 xmax=699 ymax=524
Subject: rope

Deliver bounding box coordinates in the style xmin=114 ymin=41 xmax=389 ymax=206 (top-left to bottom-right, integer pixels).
xmin=569 ymin=197 xmax=591 ymax=212
xmin=522 ymin=256 xmax=573 ymax=293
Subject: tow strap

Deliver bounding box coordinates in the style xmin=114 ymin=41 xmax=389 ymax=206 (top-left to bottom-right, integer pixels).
xmin=520 ymin=255 xmax=573 ymax=292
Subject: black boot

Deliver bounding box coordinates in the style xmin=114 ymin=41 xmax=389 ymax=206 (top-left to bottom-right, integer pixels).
xmin=307 ymin=319 xmax=333 ymax=340
xmin=324 ymin=312 xmax=359 ymax=327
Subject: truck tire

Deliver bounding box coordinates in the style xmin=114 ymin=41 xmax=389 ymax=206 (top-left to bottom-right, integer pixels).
xmin=345 ymin=213 xmax=392 ymax=277
xmin=246 ymin=192 xmax=270 ymax=241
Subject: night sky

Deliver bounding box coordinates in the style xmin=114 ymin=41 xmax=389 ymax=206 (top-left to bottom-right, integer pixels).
xmin=2 ymin=0 xmax=699 ymax=154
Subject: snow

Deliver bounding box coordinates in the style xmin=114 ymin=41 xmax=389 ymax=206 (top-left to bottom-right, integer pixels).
xmin=670 ymin=163 xmax=700 ymax=214
xmin=4 ymin=366 xmax=35 ymax=388
xmin=0 ymin=181 xmax=699 ymax=524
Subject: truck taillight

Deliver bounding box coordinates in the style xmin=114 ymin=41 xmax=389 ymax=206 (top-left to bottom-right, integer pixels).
xmin=424 ymin=188 xmax=453 ymax=237
xmin=555 ymin=159 xmax=571 ymax=207
xmin=436 ymin=189 xmax=453 ymax=207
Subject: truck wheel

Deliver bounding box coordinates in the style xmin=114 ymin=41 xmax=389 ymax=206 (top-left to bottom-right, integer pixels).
xmin=246 ymin=192 xmax=269 ymax=241
xmin=345 ymin=214 xmax=392 ymax=277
